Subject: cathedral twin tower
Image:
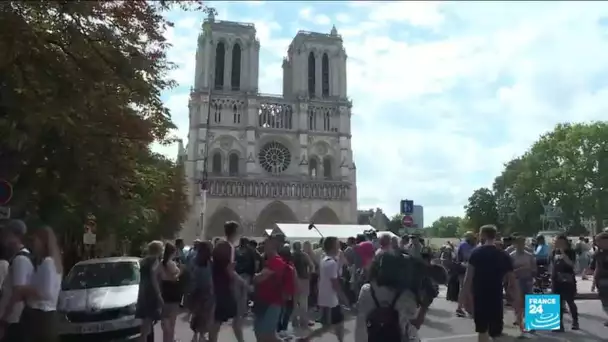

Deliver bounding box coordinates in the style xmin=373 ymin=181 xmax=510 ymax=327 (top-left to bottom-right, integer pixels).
xmin=181 ymin=14 xmax=357 ymax=241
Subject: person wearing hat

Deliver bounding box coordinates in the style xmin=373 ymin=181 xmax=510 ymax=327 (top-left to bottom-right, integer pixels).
xmin=0 ymin=219 xmax=34 ymax=342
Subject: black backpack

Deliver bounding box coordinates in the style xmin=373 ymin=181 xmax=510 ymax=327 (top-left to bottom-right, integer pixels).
xmin=292 ymin=251 xmax=309 ymax=279
xmin=366 ymin=286 xmax=402 ymax=342
xmin=235 ymin=247 xmax=254 ymax=275
xmin=10 ymin=249 xmax=32 ymax=265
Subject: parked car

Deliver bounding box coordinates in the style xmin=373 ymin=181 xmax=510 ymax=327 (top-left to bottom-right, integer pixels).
xmin=58 ymin=257 xmax=142 ymax=341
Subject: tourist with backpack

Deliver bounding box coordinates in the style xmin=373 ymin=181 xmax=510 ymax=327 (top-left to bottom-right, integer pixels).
xmin=354 ymin=251 xmax=433 ymax=342
xmin=252 ymin=235 xmax=289 ymax=342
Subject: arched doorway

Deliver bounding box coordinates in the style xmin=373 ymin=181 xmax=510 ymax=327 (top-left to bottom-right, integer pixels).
xmin=310 ymin=207 xmax=340 ymax=224
xmin=206 ymin=207 xmax=241 ymax=239
xmin=254 ymin=201 xmax=297 ymax=236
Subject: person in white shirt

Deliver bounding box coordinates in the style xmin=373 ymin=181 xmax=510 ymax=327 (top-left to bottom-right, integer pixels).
xmin=298 ymin=236 xmax=346 ymax=342
xmin=19 ymin=226 xmax=63 ymax=342
xmin=0 ymin=219 xmax=34 ymax=342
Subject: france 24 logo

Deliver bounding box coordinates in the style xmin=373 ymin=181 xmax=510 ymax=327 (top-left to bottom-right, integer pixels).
xmin=524 ymin=294 xmax=561 ymax=331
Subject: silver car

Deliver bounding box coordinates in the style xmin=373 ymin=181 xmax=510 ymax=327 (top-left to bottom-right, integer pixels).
xmin=57 ymin=257 xmax=142 ymax=341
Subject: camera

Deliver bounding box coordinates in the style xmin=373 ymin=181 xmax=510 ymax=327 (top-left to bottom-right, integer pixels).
xmin=363 ymin=229 xmax=377 ymax=241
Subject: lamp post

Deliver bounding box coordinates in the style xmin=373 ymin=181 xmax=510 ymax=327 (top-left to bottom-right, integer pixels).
xmin=199 ymin=7 xmax=217 ymax=239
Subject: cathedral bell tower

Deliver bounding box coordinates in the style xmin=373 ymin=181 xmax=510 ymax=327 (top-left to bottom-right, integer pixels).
xmin=282 ymin=25 xmax=347 ymax=100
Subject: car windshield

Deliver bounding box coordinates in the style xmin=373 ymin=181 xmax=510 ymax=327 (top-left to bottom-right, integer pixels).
xmin=63 ymin=261 xmax=140 ymax=290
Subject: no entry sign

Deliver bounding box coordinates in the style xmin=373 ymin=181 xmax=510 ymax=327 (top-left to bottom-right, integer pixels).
xmin=0 ymin=180 xmax=13 ymax=205
xmin=402 ymin=215 xmax=414 ymax=227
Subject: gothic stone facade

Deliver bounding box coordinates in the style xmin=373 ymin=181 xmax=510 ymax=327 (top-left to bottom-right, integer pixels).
xmin=181 ymin=17 xmax=357 ymax=241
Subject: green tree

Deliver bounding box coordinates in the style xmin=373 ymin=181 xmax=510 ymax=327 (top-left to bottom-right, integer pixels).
xmin=0 ymin=1 xmax=201 ymax=243
xmin=492 ymin=158 xmax=544 ymax=236
xmin=474 ymin=122 xmax=608 ymax=237
xmin=426 ymin=216 xmax=463 ymax=237
xmin=387 ymin=214 xmax=404 ymax=235
xmin=464 ymin=187 xmax=500 ymax=232
xmin=110 ymin=152 xmax=189 ymax=247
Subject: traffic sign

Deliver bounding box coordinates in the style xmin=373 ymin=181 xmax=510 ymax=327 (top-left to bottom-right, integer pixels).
xmin=402 ymin=215 xmax=414 ymax=227
xmin=83 ymin=232 xmax=96 ymax=245
xmin=400 ymin=199 xmax=414 ymax=215
xmin=0 ymin=180 xmax=13 ymax=205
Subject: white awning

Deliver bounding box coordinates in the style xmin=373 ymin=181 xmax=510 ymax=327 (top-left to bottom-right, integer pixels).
xmin=273 ymin=224 xmax=323 ymax=241
xmin=274 ymin=223 xmax=397 ymax=241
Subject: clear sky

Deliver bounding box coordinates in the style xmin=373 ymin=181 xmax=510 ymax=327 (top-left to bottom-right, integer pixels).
xmin=153 ymin=1 xmax=608 ymax=226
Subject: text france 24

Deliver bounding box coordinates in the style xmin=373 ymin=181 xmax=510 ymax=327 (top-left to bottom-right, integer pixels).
xmin=524 ymin=294 xmax=560 ymax=331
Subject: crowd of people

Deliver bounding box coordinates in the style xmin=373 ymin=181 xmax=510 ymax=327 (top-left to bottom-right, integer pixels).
xmin=439 ymin=227 xmax=608 ymax=342
xmin=135 ymin=222 xmax=441 ymax=342
xmin=2 ymin=216 xmax=608 ymax=342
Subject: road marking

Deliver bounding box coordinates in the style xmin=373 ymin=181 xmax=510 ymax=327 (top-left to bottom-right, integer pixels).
xmin=422 ymin=334 xmax=478 ymax=341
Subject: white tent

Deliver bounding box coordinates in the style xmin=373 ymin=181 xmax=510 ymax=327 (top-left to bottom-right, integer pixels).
xmin=274 ymin=223 xmax=397 ymax=242
xmin=273 ymin=223 xmax=323 ymax=242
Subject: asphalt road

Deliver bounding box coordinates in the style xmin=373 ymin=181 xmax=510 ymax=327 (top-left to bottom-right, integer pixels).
xmin=160 ymin=279 xmax=608 ymax=342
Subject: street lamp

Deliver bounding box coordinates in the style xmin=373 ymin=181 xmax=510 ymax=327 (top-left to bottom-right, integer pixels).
xmin=198 ymin=7 xmax=217 ymax=239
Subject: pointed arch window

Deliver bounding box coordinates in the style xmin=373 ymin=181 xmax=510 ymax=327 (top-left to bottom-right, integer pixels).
xmin=231 ymin=44 xmax=241 ymax=90
xmin=214 ymin=42 xmax=225 ymax=89
xmin=214 ymin=103 xmax=222 ymax=123
xmin=228 ymin=153 xmax=239 ymax=175
xmin=309 ymin=158 xmax=318 ymax=178
xmin=308 ymin=52 xmax=316 ymax=98
xmin=322 ymin=53 xmax=330 ymax=97
xmin=323 ymin=157 xmax=332 ymax=179
xmin=308 ymin=108 xmax=316 ymax=130
xmin=212 ymin=152 xmax=222 ymax=174
xmin=233 ymin=104 xmax=240 ymax=124
xmin=323 ymin=110 xmax=331 ymax=131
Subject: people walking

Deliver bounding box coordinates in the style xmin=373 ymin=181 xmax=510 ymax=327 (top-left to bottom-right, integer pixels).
xmin=188 ymin=241 xmax=214 ymax=342
xmin=551 ymin=234 xmax=579 ymax=331
xmin=459 ymin=225 xmax=519 ymax=342
xmin=159 ymin=242 xmax=183 ymax=342
xmin=135 ymin=240 xmax=164 ymax=342
xmin=291 ymin=241 xmax=313 ymax=328
xmin=252 ymin=235 xmax=288 ymax=342
xmin=20 ymin=226 xmax=63 ymax=342
xmin=297 ymin=237 xmax=346 ymax=342
xmin=0 ymin=219 xmax=34 ymax=342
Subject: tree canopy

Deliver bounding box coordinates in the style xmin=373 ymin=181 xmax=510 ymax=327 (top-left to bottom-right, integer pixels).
xmin=425 ymin=216 xmax=466 ymax=238
xmin=0 ymin=1 xmax=200 ymax=247
xmin=464 ymin=122 xmax=608 ymax=236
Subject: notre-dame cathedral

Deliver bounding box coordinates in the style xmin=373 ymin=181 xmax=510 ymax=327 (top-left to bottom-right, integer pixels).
xmin=180 ymin=13 xmax=357 ymax=241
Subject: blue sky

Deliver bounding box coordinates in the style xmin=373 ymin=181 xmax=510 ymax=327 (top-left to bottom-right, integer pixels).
xmin=154 ymin=1 xmax=608 ymax=226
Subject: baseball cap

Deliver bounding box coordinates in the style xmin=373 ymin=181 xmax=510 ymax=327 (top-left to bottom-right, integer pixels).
xmin=1 ymin=219 xmax=27 ymax=238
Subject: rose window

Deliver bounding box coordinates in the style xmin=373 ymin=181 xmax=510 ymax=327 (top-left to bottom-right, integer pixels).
xmin=258 ymin=141 xmax=291 ymax=174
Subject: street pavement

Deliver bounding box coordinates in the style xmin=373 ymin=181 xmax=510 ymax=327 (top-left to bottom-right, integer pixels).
xmin=161 ymin=277 xmax=607 ymax=342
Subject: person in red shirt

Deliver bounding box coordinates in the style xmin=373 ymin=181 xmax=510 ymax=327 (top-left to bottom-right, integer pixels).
xmin=253 ymin=236 xmax=287 ymax=341
xmin=356 ymin=237 xmax=375 ymax=269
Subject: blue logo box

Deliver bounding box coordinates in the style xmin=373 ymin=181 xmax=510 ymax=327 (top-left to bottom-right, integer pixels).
xmin=524 ymin=294 xmax=561 ymax=331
